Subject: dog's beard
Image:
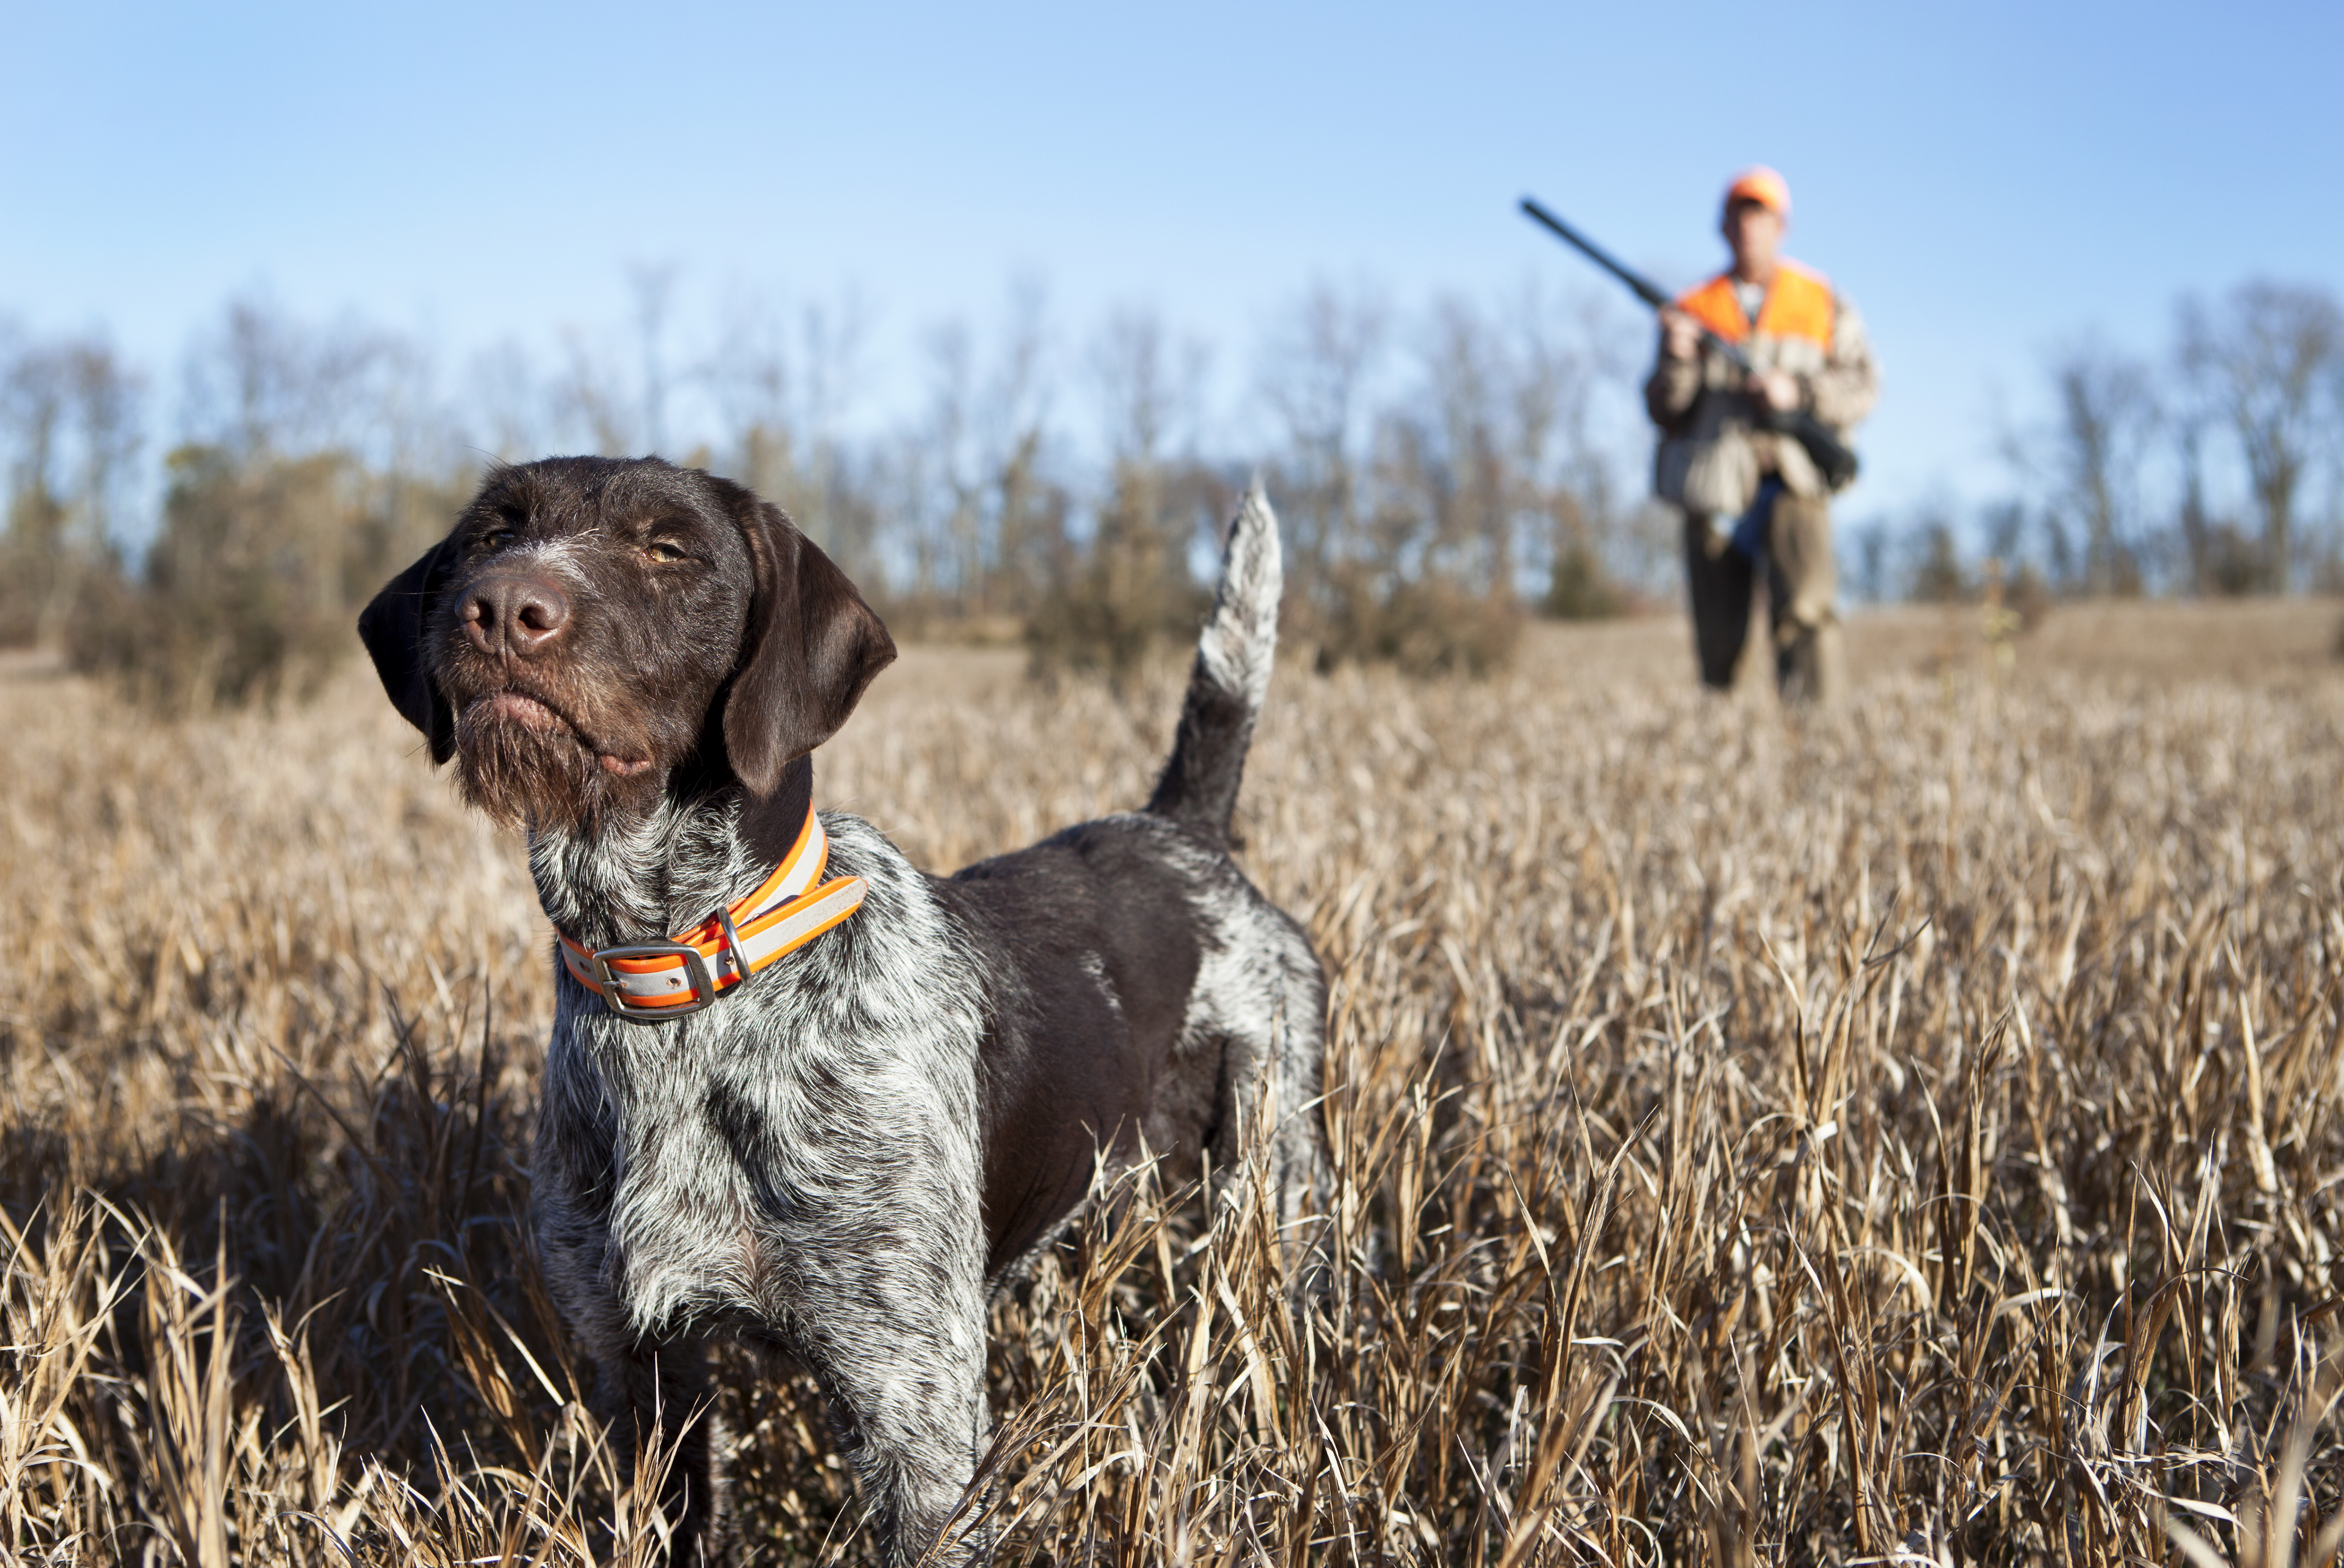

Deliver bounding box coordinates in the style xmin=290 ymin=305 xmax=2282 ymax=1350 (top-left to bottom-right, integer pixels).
xmin=454 ymin=703 xmax=614 ymax=833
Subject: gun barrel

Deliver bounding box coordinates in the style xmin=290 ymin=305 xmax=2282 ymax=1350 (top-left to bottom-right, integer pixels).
xmin=1521 ymin=196 xmax=1758 ymax=370
xmin=1518 ymin=197 xmax=1670 ymax=309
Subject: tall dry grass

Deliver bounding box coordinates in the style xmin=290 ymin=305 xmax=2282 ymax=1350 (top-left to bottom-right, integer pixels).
xmin=3 ymin=603 xmax=2343 ymax=1565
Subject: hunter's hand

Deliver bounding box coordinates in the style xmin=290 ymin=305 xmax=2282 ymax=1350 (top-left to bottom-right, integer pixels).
xmin=1750 ymin=369 xmax=1799 ymax=412
xmin=1659 ymin=308 xmax=1702 ymax=361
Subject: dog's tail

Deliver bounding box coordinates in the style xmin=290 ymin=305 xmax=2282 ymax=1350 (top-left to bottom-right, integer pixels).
xmin=1147 ymin=481 xmax=1283 ymax=842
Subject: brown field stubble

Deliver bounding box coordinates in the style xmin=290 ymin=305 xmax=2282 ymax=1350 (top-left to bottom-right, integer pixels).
xmin=4 ymin=601 xmax=2344 ymax=1565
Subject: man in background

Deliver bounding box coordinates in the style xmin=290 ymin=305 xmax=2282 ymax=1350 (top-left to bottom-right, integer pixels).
xmin=1646 ymin=167 xmax=1878 ymax=703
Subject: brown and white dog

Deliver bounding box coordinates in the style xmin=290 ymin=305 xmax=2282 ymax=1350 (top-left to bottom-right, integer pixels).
xmin=358 ymin=457 xmax=1326 ymax=1565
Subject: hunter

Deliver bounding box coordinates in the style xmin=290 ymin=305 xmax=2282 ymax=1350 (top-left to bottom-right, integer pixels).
xmin=1647 ymin=166 xmax=1878 ymax=703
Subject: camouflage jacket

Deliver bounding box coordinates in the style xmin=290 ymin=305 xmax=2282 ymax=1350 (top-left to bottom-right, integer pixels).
xmin=1643 ymin=266 xmax=1879 ymax=513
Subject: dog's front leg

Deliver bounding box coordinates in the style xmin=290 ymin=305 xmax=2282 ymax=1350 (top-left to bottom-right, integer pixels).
xmin=535 ymin=1079 xmax=730 ymax=1563
xmin=823 ymin=1346 xmax=990 ymax=1565
xmin=790 ymin=1252 xmax=993 ymax=1567
xmin=539 ymin=1215 xmax=731 ymax=1562
xmin=586 ymin=1329 xmax=728 ymax=1562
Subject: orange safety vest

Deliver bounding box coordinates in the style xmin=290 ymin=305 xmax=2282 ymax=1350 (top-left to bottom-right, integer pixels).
xmin=1674 ymin=262 xmax=1835 ymax=347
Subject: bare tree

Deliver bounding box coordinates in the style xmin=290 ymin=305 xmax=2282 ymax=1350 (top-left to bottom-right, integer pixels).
xmin=980 ymin=279 xmax=1060 ymax=615
xmin=2167 ymin=407 xmax=2263 ymax=595
xmin=67 ymin=341 xmax=141 ymax=544
xmin=179 ymin=294 xmax=391 ymax=460
xmin=1499 ymin=284 xmax=1636 ymax=616
xmin=1904 ymin=498 xmax=1969 ymax=603
xmin=903 ymin=281 xmax=1063 ymax=615
xmin=699 ymin=286 xmax=884 ymax=583
xmin=467 ymin=339 xmax=544 ymax=462
xmin=1025 ymin=308 xmax=1215 ymax=682
xmin=2178 ymin=280 xmax=2342 ymax=591
xmin=1257 ymin=281 xmax=1387 ymax=617
xmin=551 ymin=330 xmax=635 ymax=457
xmin=0 ymin=328 xmax=145 ymax=647
xmin=706 ymin=289 xmax=801 ymax=517
xmin=918 ymin=317 xmax=983 ymax=603
xmin=786 ymin=293 xmax=871 ymax=567
xmin=1416 ymin=295 xmax=1511 ymax=589
xmin=2037 ymin=334 xmax=2158 ymax=595
xmin=1093 ymin=305 xmax=1209 ymax=583
xmin=1250 ymin=281 xmax=1632 ymax=666
xmin=2 ymin=330 xmax=69 ymax=584
xmin=629 ymin=263 xmax=680 ymax=455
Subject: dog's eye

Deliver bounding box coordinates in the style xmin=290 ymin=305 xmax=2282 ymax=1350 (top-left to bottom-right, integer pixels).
xmin=645 ymin=541 xmax=688 ymax=564
xmin=483 ymin=528 xmax=516 ymax=550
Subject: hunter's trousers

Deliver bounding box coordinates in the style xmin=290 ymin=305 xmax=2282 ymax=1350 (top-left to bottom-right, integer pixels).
xmin=1682 ymin=486 xmax=1843 ymax=704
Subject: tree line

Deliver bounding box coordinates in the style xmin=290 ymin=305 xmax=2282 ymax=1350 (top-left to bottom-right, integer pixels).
xmin=3 ymin=271 xmax=2337 ymax=704
xmin=0 ymin=277 xmax=1653 ymax=703
xmin=1854 ymin=279 xmax=2344 ymax=604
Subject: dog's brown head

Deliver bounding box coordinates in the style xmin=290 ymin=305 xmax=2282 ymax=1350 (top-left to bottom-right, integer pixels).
xmin=358 ymin=457 xmax=894 ymax=832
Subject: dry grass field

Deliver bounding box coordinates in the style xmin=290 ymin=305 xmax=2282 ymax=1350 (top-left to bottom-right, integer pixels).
xmin=4 ymin=598 xmax=2344 ymax=1566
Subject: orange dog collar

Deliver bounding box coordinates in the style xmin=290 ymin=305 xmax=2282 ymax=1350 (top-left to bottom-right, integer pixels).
xmin=558 ymin=807 xmax=866 ymax=1021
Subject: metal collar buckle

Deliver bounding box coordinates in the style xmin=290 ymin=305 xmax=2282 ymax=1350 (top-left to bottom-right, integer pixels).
xmin=590 ymin=943 xmax=717 ymax=1022
xmin=716 ymin=908 xmax=753 ymax=993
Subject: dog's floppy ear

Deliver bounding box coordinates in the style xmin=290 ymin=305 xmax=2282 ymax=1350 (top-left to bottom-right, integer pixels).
xmin=357 ymin=540 xmax=458 ymax=763
xmin=724 ymin=499 xmax=897 ymax=794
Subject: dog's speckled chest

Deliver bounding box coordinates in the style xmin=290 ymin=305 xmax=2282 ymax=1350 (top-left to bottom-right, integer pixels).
xmin=533 ymin=816 xmax=993 ymax=1339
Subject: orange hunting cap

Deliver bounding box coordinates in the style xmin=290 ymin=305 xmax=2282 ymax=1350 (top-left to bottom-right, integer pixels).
xmin=1723 ymin=166 xmax=1791 ymax=218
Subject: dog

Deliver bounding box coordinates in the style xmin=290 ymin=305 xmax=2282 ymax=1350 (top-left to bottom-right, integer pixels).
xmin=357 ymin=456 xmax=1328 ymax=1565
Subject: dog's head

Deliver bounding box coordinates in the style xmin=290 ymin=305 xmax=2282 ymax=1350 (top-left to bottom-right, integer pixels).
xmin=358 ymin=457 xmax=894 ymax=832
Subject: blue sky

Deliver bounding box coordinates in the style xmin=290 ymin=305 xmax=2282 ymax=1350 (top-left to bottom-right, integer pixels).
xmin=5 ymin=0 xmax=2339 ymax=521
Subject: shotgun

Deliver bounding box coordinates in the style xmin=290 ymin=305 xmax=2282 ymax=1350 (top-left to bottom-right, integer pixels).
xmin=1519 ymin=195 xmax=1859 ymax=489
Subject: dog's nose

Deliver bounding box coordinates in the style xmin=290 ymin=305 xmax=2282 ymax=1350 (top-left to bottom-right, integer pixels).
xmin=461 ymin=574 xmax=571 ymax=657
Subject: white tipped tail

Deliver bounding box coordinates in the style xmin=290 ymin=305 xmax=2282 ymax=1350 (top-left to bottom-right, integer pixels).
xmin=1146 ymin=483 xmax=1283 ymax=839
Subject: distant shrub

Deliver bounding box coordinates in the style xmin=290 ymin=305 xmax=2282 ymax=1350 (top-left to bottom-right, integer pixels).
xmin=2006 ymin=562 xmax=2054 ymax=632
xmin=1310 ymin=566 xmax=1522 ymax=678
xmin=1024 ymin=460 xmax=1213 ymax=689
xmin=1540 ymin=543 xmax=1624 ymax=621
xmin=0 ymin=489 xmax=89 ymax=650
xmin=1908 ymin=523 xmax=1969 ymax=604
xmin=74 ymin=449 xmax=348 ymax=705
xmin=2200 ymin=524 xmax=2267 ymax=597
xmin=873 ymin=599 xmax=1024 ymax=648
xmin=1024 ymin=569 xmax=1209 ymax=688
xmin=70 ymin=445 xmax=460 ymax=709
